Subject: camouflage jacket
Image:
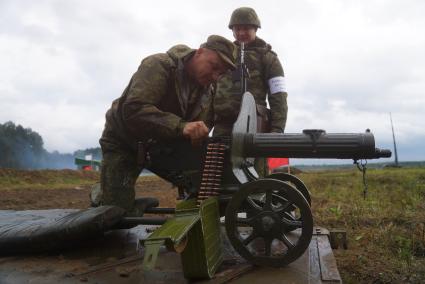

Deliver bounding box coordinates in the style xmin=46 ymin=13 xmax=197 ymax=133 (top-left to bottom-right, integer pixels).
xmin=214 ymin=37 xmax=288 ymax=133
xmin=100 ymin=45 xmax=214 ymax=152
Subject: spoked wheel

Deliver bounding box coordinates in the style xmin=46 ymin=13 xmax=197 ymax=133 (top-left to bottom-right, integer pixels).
xmin=266 ymin=173 xmax=311 ymax=206
xmin=225 ymin=178 xmax=313 ymax=267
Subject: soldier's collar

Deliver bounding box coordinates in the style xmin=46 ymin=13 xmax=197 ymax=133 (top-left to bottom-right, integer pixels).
xmin=179 ymin=52 xmax=203 ymax=87
xmin=181 ymin=51 xmax=196 ymax=66
xmin=234 ymin=37 xmax=267 ymax=48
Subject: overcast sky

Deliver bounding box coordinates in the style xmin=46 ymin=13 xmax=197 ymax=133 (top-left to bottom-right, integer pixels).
xmin=1 ymin=0 xmax=424 ymax=163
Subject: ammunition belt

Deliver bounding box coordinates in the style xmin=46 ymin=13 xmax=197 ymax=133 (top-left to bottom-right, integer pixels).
xmin=197 ymin=143 xmax=226 ymax=206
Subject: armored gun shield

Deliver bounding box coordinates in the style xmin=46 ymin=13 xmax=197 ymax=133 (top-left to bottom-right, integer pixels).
xmin=231 ymin=92 xmax=258 ymax=184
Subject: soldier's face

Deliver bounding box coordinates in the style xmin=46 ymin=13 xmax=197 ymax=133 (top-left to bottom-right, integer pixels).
xmin=232 ymin=25 xmax=257 ymax=44
xmin=191 ymin=48 xmax=228 ymax=86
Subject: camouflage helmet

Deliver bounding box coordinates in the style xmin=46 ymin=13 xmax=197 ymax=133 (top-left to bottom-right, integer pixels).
xmin=228 ymin=7 xmax=261 ymax=29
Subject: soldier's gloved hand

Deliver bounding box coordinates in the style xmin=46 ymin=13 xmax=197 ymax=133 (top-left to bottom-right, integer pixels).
xmin=183 ymin=121 xmax=209 ymax=146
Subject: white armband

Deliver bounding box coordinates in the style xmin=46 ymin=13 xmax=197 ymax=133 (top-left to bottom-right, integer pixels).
xmin=268 ymin=76 xmax=286 ymax=94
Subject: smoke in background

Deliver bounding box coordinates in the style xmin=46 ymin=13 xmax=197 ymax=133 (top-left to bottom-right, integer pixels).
xmin=0 ymin=121 xmax=101 ymax=169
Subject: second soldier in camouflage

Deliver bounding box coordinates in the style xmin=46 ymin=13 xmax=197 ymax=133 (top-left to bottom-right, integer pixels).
xmin=213 ymin=7 xmax=288 ymax=176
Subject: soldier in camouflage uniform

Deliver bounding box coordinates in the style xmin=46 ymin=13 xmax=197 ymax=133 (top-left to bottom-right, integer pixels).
xmin=213 ymin=7 xmax=288 ymax=177
xmin=93 ymin=35 xmax=237 ymax=216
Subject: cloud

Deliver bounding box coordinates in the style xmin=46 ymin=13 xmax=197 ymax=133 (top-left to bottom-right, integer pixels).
xmin=0 ymin=0 xmax=424 ymax=162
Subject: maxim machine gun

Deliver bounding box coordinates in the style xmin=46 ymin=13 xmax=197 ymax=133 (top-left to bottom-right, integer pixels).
xmin=138 ymin=44 xmax=392 ymax=279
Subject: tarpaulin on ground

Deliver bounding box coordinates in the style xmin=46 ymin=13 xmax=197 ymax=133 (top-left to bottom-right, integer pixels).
xmin=0 ymin=206 xmax=125 ymax=255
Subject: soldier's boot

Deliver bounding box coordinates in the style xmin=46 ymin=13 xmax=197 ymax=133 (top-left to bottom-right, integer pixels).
xmin=89 ymin=183 xmax=102 ymax=207
xmin=126 ymin=197 xmax=159 ymax=217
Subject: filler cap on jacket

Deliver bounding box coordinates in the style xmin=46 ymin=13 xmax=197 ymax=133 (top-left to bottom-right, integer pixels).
xmin=201 ymin=35 xmax=237 ymax=70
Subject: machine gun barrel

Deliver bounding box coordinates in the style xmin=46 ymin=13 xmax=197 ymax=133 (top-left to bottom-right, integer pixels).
xmin=242 ymin=129 xmax=392 ymax=160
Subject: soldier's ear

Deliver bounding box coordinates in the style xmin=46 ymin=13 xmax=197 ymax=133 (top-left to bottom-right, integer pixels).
xmin=193 ymin=48 xmax=201 ymax=60
xmin=196 ymin=48 xmax=206 ymax=56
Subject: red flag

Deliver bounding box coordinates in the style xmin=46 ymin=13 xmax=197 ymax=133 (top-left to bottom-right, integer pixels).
xmin=268 ymin=158 xmax=289 ymax=170
xmin=82 ymin=165 xmax=93 ymax=171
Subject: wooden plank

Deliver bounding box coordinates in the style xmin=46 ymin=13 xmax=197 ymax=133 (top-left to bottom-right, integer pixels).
xmin=317 ymin=235 xmax=341 ymax=283
xmin=75 ymin=255 xmax=143 ymax=277
xmin=0 ymin=225 xmax=343 ymax=284
xmin=196 ymin=264 xmax=254 ymax=284
xmin=309 ymin=236 xmax=322 ymax=283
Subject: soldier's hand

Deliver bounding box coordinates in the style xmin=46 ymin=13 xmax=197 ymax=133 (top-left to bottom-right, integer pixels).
xmin=183 ymin=121 xmax=209 ymax=146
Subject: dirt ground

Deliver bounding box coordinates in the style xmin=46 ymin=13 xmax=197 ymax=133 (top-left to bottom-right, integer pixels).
xmin=0 ymin=176 xmax=178 ymax=210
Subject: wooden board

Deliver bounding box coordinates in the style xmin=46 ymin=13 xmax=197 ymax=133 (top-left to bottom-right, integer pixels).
xmin=0 ymin=226 xmax=341 ymax=284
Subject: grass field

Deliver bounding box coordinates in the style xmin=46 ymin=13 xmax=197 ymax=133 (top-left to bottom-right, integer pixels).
xmin=299 ymin=167 xmax=425 ymax=283
xmin=0 ymin=166 xmax=424 ymax=283
xmin=0 ymin=168 xmax=99 ymax=190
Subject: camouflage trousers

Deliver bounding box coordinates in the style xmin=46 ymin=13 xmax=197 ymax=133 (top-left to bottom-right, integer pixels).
xmin=98 ymin=140 xmax=204 ymax=213
xmin=99 ymin=149 xmax=142 ymax=212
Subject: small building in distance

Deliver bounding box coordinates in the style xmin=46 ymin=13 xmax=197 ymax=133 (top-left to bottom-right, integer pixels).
xmin=74 ymin=154 xmax=101 ymax=171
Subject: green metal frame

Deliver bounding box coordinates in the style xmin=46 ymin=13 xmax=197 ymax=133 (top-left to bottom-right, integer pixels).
xmin=141 ymin=197 xmax=223 ymax=279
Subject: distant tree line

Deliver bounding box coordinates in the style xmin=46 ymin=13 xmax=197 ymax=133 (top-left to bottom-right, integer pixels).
xmin=0 ymin=121 xmax=101 ymax=169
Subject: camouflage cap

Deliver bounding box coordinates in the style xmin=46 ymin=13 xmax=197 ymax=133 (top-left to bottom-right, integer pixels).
xmin=201 ymin=35 xmax=237 ymax=70
xmin=228 ymin=7 xmax=261 ymax=29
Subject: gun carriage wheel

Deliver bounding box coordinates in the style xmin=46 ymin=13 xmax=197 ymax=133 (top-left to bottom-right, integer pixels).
xmin=225 ymin=178 xmax=313 ymax=267
xmin=252 ymin=173 xmax=311 ymax=233
xmin=266 ymin=173 xmax=311 ymax=206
